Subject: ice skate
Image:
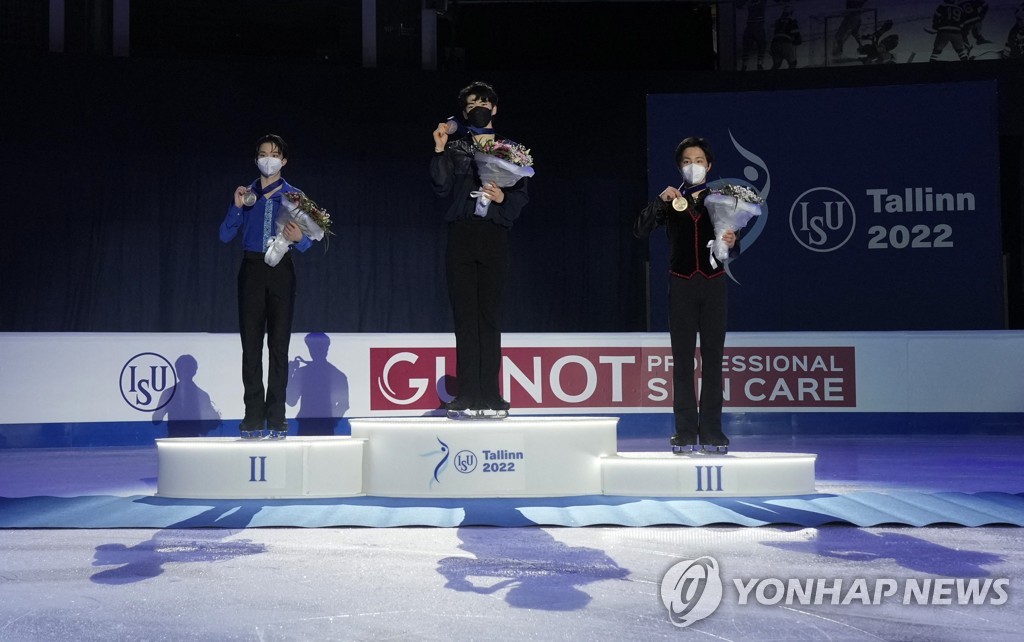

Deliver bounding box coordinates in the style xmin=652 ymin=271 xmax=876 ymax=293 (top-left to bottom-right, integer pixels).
xmin=478 ymin=396 xmax=510 ymax=420
xmin=478 ymin=409 xmax=509 ymax=419
xmin=239 ymin=423 xmax=264 ymax=440
xmin=265 ymin=423 xmax=289 ymax=440
xmin=238 ymin=412 xmax=266 ymax=439
xmin=701 ymin=444 xmax=729 ymax=455
xmin=445 ymin=397 xmax=479 ymax=420
xmin=670 ymin=433 xmax=698 ymax=455
xmin=448 ymin=409 xmax=486 ymax=420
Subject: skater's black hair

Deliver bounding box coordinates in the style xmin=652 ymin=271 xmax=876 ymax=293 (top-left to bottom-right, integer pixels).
xmin=674 ymin=136 xmax=714 ymax=166
xmin=458 ymin=81 xmax=499 ymax=109
xmin=255 ymin=134 xmax=289 ymax=159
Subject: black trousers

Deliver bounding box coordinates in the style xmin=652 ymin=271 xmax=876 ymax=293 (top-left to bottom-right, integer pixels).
xmin=238 ymin=251 xmax=296 ymax=427
xmin=669 ymin=274 xmax=729 ymax=445
xmin=446 ymin=219 xmax=508 ymax=403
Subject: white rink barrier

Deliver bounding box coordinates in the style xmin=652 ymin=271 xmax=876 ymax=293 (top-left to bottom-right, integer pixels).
xmin=157 ymin=417 xmax=816 ymax=499
xmin=3 ymin=331 xmax=1024 ymax=433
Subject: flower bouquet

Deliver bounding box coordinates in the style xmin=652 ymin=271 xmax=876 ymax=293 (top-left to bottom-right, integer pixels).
xmin=703 ymin=183 xmax=763 ymax=266
xmin=264 ymin=191 xmax=333 ymax=267
xmin=470 ymin=139 xmax=535 ymax=217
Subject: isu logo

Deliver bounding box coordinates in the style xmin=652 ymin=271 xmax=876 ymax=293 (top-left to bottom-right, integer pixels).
xmin=789 ymin=186 xmax=856 ymax=252
xmin=454 ymin=450 xmax=478 ymax=473
xmin=120 ymin=352 xmax=176 ymax=412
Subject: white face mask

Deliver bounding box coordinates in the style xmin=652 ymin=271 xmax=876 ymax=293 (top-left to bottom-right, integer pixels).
xmin=257 ymin=157 xmax=283 ymax=177
xmin=681 ymin=163 xmax=707 ymax=186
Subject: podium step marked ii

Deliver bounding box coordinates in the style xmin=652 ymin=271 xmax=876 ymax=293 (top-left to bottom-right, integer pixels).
xmin=157 ymin=417 xmax=816 ymax=499
xmin=155 ymin=436 xmax=366 ymax=499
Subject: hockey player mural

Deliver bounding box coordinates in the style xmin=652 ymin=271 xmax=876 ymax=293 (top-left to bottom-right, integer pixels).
xmin=959 ymin=0 xmax=992 ymax=46
xmin=770 ymin=6 xmax=803 ymax=68
xmin=857 ymin=18 xmax=900 ymax=64
xmin=739 ymin=0 xmax=768 ymax=71
xmin=832 ymin=0 xmax=870 ymax=58
xmin=929 ymin=0 xmax=971 ymax=62
xmin=734 ymin=1 xmax=1022 ymax=69
xmin=1002 ymin=4 xmax=1024 ymax=59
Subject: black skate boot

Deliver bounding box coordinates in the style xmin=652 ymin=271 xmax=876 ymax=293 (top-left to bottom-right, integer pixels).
xmin=445 ymin=397 xmax=479 ymax=420
xmin=239 ymin=416 xmax=264 ymax=440
xmin=699 ymin=428 xmax=730 ymax=455
xmin=480 ymin=397 xmax=510 ymax=419
xmin=265 ymin=421 xmax=289 ymax=440
xmin=670 ymin=433 xmax=698 ymax=455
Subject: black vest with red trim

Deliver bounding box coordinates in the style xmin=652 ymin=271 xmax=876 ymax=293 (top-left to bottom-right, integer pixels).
xmin=663 ymin=193 xmax=725 ymax=279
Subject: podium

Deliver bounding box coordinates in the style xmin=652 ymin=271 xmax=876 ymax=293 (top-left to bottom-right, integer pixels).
xmin=601 ymin=451 xmax=817 ymax=497
xmin=351 ymin=417 xmax=617 ymax=497
xmin=155 ymin=436 xmax=365 ymax=499
xmin=156 ymin=417 xmax=816 ymax=499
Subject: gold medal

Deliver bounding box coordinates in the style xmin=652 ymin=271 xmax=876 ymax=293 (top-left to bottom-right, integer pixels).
xmin=671 ymin=196 xmax=689 ymax=212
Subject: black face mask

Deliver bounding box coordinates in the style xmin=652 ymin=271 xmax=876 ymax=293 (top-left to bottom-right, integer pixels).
xmin=465 ymin=106 xmax=492 ymax=128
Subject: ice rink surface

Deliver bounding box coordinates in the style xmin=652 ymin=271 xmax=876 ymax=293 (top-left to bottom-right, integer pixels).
xmin=2 ymin=433 xmax=1024 ymax=640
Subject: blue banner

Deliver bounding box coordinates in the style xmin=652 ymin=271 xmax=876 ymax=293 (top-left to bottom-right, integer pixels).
xmin=645 ymin=82 xmax=1002 ymax=331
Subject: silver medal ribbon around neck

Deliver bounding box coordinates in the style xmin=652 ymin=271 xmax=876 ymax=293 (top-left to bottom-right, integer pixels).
xmin=243 ymin=178 xmax=285 ymax=207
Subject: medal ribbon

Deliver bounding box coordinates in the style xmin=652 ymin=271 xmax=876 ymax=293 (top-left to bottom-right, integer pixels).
xmin=677 ymin=181 xmax=707 ymax=198
xmin=251 ymin=178 xmax=284 ymax=199
xmin=445 ymin=117 xmax=494 ymax=137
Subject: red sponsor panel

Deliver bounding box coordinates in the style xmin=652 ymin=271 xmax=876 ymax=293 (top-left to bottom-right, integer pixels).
xmin=721 ymin=347 xmax=857 ymax=408
xmin=370 ymin=348 xmax=454 ymax=411
xmin=369 ymin=346 xmax=856 ymax=411
xmin=502 ymin=347 xmax=648 ymax=408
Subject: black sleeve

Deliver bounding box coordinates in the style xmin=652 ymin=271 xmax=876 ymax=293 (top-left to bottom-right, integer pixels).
xmin=429 ymin=149 xmax=453 ymax=198
xmin=487 ymin=177 xmax=530 ymax=226
xmin=633 ymin=200 xmax=668 ymax=239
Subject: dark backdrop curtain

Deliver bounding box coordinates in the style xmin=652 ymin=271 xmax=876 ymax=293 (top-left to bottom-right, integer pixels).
xmin=0 ymin=57 xmax=650 ymax=333
xmin=2 ymin=56 xmax=1023 ymax=332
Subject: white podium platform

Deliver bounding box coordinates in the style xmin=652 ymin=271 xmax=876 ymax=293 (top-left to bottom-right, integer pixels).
xmin=601 ymin=452 xmax=817 ymax=497
xmin=350 ymin=417 xmax=618 ymax=498
xmin=156 ymin=437 xmax=366 ymax=499
xmin=156 ymin=417 xmax=817 ymax=499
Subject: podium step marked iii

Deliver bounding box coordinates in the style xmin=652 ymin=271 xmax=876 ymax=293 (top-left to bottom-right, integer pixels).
xmin=157 ymin=417 xmax=817 ymax=499
xmin=601 ymin=452 xmax=817 ymax=497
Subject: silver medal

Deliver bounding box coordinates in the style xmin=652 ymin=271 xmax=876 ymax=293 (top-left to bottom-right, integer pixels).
xmin=243 ymin=190 xmax=257 ymax=207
